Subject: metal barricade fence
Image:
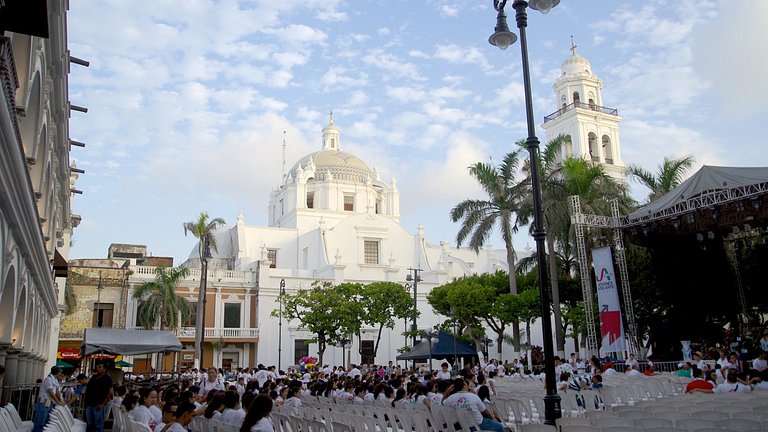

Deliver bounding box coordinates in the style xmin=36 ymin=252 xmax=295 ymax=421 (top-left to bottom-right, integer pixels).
xmin=1 ymin=384 xmax=40 ymax=421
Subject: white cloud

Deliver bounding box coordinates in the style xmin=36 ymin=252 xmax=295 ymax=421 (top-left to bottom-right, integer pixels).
xmin=386 ymin=86 xmax=428 ymax=104
xmin=440 ymin=4 xmax=459 ymax=17
xmin=433 ymin=44 xmax=492 ymax=72
xmin=263 ymin=24 xmax=328 ymax=46
xmin=362 ymin=49 xmax=424 ymax=81
xmin=691 ymin=0 xmax=768 ymax=118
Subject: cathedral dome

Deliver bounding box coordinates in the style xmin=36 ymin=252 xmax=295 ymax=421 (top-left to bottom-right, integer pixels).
xmin=561 ymin=53 xmax=592 ymax=75
xmin=293 ymin=149 xmax=374 ymax=183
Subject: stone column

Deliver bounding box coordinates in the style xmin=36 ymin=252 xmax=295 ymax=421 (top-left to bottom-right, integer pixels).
xmin=0 ymin=345 xmax=8 ymax=387
xmin=16 ymin=351 xmax=30 ymax=384
xmin=3 ymin=350 xmax=20 ymax=399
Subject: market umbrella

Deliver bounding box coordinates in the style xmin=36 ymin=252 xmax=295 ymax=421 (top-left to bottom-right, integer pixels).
xmin=115 ymin=360 xmax=133 ymax=367
xmin=56 ymin=360 xmax=74 ymax=368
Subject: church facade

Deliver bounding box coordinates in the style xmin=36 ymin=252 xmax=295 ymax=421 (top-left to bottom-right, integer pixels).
xmin=152 ymin=115 xmax=520 ymax=369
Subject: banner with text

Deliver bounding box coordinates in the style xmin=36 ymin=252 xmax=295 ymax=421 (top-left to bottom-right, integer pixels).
xmin=592 ymin=246 xmax=626 ymax=353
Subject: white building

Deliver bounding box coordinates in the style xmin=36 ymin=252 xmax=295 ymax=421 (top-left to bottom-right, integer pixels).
xmin=162 ymin=114 xmax=523 ymax=368
xmin=0 ymin=0 xmax=80 ymax=387
xmin=541 ymin=47 xmax=626 ymax=182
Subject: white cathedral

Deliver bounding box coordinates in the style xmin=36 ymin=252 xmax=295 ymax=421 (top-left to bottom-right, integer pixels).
xmin=174 ymin=49 xmax=625 ymax=368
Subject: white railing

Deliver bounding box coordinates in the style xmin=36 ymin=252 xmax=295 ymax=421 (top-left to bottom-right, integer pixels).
xmin=130 ymin=266 xmax=255 ymax=283
xmin=128 ymin=326 xmax=259 ymax=338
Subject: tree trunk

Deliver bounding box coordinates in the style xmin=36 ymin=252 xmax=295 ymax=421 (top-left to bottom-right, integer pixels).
xmin=505 ymin=242 xmax=521 ymax=356
xmin=547 ymin=233 xmax=565 ymax=358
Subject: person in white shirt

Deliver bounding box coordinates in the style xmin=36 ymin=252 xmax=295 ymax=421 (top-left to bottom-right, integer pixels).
xmin=133 ymin=388 xmax=160 ymax=430
xmin=254 ymin=366 xmax=270 ymax=389
xmin=484 ymin=361 xmax=497 ymax=375
xmin=153 ymin=402 xmax=177 ymax=432
xmin=752 ymin=351 xmax=767 ymax=372
xmin=220 ymin=390 xmax=246 ymax=426
xmin=442 ymin=379 xmax=504 ymax=432
xmin=199 ymin=367 xmax=226 ymax=397
xmin=625 ymin=354 xmax=639 ymax=371
xmin=165 ymin=401 xmax=195 ymax=432
xmin=240 ymin=394 xmax=275 ymax=432
xmin=348 ymin=364 xmax=362 ymax=379
xmin=714 ymin=371 xmax=751 ymax=393
xmin=436 ymin=362 xmax=452 ymax=380
xmin=283 ymin=387 xmax=302 ymax=416
xmin=33 ymin=367 xmax=65 ymax=432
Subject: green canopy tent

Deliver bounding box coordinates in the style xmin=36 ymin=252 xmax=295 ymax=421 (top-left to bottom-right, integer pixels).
xmin=55 ymin=359 xmax=74 ymax=368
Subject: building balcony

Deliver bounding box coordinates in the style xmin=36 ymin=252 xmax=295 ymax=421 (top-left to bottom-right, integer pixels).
xmin=127 ymin=326 xmax=259 ymax=339
xmin=543 ymin=101 xmax=619 ymax=123
xmin=130 ymin=266 xmax=255 ymax=284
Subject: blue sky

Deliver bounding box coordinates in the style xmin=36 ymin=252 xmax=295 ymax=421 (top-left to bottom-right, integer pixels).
xmin=67 ymin=0 xmax=768 ymax=262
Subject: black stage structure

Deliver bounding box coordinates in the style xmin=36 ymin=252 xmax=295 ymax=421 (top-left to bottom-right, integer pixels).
xmin=622 ymin=166 xmax=768 ymax=358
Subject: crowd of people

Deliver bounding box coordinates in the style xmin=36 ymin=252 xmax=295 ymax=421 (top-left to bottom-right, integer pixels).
xmin=30 ymin=348 xmax=768 ymax=432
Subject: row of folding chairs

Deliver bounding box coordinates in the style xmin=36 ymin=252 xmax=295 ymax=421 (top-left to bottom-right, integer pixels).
xmin=0 ymin=403 xmax=33 ymax=432
xmin=272 ymin=401 xmax=491 ymax=432
xmin=42 ymin=405 xmax=86 ymax=432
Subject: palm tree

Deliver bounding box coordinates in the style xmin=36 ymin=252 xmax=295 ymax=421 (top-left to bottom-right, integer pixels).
xmin=627 ymin=155 xmax=695 ymax=202
xmin=183 ymin=211 xmax=226 ymax=369
xmin=450 ymin=150 xmax=526 ymax=354
xmin=132 ymin=266 xmax=193 ymax=330
xmin=519 ymin=137 xmax=629 ymax=356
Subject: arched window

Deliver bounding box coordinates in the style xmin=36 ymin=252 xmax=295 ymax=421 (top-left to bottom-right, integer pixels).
xmin=564 ymin=134 xmax=573 ymax=157
xmin=588 ymin=132 xmax=599 ymax=162
xmin=602 ymin=135 xmax=613 ymax=164
xmin=573 ymin=91 xmax=580 ymax=104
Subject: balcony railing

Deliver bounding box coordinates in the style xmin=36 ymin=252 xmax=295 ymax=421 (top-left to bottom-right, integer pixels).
xmin=543 ymin=101 xmax=619 ymax=123
xmin=127 ymin=326 xmax=259 ymax=339
xmin=130 ymin=266 xmax=255 ymax=283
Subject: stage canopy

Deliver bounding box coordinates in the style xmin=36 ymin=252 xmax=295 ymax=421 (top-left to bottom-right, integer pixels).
xmin=82 ymin=328 xmax=182 ymax=356
xmin=396 ymin=331 xmax=478 ymax=361
xmin=624 ymin=165 xmax=768 ymax=244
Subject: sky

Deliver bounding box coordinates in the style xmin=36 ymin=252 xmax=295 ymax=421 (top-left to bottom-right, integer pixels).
xmin=66 ymin=0 xmax=768 ymax=263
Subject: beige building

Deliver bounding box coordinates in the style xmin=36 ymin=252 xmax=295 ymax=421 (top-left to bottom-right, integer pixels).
xmin=58 ymin=244 xmax=171 ymax=368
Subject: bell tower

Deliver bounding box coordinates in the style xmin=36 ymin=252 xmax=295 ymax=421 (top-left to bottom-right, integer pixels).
xmin=541 ymin=41 xmax=625 ymax=182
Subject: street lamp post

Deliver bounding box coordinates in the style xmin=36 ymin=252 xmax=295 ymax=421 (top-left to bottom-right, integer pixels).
xmin=483 ymin=337 xmax=494 ymax=361
xmin=339 ymin=338 xmax=351 ymax=368
xmin=423 ymin=328 xmax=440 ymax=374
xmin=278 ymin=278 xmax=286 ymax=372
xmin=489 ymin=0 xmax=562 ymax=425
xmin=95 ymin=271 xmax=103 ymax=327
xmin=405 ymin=267 xmax=422 ymax=346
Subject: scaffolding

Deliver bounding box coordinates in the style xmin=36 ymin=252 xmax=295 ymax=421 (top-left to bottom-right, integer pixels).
xmin=570 ymin=196 xmax=639 ymax=358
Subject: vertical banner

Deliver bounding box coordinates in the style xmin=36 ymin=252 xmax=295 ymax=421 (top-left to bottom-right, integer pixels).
xmin=592 ymin=246 xmax=626 ymax=353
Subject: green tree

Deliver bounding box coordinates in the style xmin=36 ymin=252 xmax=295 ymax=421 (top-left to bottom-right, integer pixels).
xmin=132 ymin=266 xmax=193 ymax=330
xmin=358 ymin=281 xmax=418 ymax=362
xmin=627 ymin=155 xmax=695 ymax=202
xmin=271 ymin=281 xmax=359 ymax=365
xmin=427 ymin=272 xmax=519 ymax=355
xmin=450 ymin=150 xmax=526 ymax=353
xmin=183 ymin=211 xmax=226 ymax=367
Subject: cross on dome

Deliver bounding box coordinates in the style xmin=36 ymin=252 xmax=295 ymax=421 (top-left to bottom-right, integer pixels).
xmin=570 ymin=35 xmax=577 ymax=55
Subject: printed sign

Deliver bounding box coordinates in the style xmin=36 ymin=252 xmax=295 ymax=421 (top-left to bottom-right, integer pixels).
xmin=592 ymin=246 xmax=626 ymax=353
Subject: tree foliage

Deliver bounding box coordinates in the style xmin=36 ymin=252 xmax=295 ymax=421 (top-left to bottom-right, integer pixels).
xmin=272 ymin=280 xmax=416 ymax=365
xmin=358 ymin=281 xmax=418 ymax=360
xmin=627 ymin=155 xmax=695 ymax=202
xmin=132 ymin=266 xmax=193 ymax=331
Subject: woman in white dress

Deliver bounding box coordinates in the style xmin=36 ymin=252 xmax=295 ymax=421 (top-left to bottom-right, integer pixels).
xmin=132 ymin=388 xmax=160 ymax=430
xmin=240 ymin=394 xmax=274 ymax=432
